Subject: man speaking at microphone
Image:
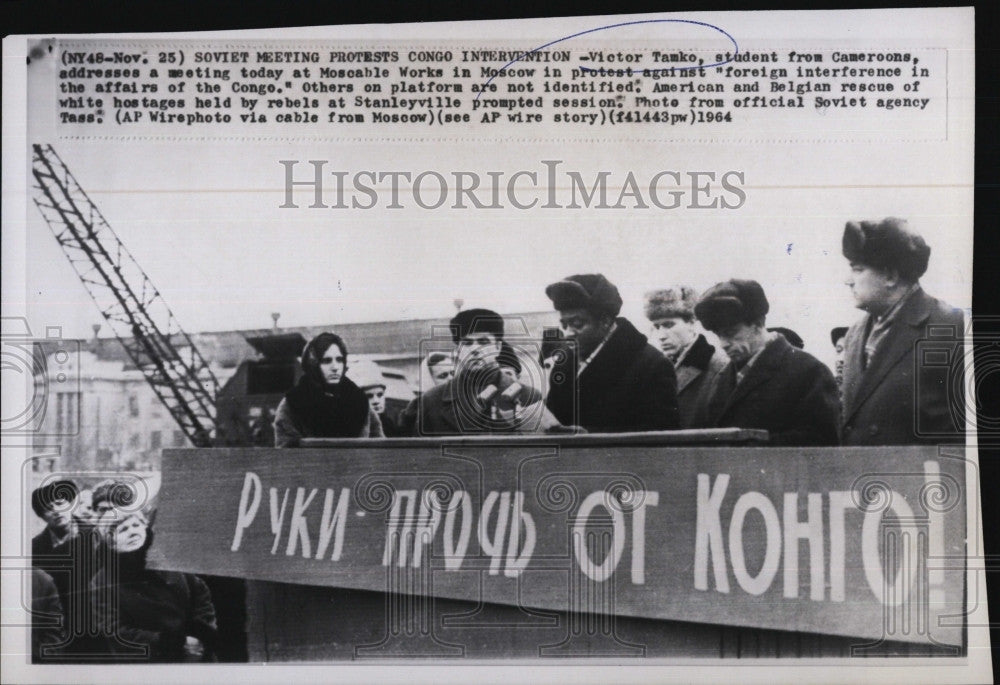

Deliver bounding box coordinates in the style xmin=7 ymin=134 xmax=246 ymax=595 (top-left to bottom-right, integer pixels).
xmin=400 ymin=308 xmax=547 ymax=435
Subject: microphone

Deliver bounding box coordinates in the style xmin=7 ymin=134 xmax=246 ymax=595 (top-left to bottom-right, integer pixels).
xmin=501 ymin=382 xmax=522 ymax=401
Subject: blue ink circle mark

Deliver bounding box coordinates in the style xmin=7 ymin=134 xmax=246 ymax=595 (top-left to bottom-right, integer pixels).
xmin=476 ymin=18 xmax=740 ymax=100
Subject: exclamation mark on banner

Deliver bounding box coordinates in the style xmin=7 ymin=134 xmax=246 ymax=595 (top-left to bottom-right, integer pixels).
xmin=924 ymin=461 xmax=945 ymax=613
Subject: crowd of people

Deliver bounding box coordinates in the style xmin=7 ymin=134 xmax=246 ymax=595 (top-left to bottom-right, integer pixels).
xmin=275 ymin=217 xmax=966 ymax=447
xmin=28 ymin=217 xmax=966 ymax=663
xmin=30 ymin=479 xmax=217 ymax=663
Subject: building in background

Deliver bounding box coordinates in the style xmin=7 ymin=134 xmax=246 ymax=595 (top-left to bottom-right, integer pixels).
xmin=33 ymin=312 xmax=556 ymax=470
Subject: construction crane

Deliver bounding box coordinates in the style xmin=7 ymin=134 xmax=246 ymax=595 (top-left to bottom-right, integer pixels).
xmin=30 ymin=144 xmax=219 ymax=447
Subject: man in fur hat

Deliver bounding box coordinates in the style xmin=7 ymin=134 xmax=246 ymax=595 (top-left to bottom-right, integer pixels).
xmin=695 ymin=279 xmax=840 ymax=445
xmin=399 ymin=308 xmax=546 ymax=435
xmin=644 ymin=286 xmax=729 ymax=428
xmin=840 ymin=218 xmax=964 ymax=444
xmin=545 ymin=274 xmax=679 ymax=433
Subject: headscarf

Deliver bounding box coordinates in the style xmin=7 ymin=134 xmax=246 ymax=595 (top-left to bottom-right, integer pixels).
xmin=283 ymin=333 xmax=370 ymax=438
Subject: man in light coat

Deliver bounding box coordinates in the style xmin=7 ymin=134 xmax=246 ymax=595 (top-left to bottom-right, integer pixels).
xmin=644 ymin=286 xmax=729 ymax=429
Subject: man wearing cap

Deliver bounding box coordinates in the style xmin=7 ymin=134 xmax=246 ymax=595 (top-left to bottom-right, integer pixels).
xmin=695 ymin=279 xmax=840 ymax=445
xmin=545 ymin=274 xmax=679 ymax=433
xmin=31 ymin=480 xmax=103 ymax=659
xmin=840 ymin=218 xmax=964 ymax=445
xmin=830 ymin=326 xmax=849 ymax=393
xmin=399 ymin=308 xmax=545 ymax=435
xmin=350 ymin=358 xmax=403 ymax=437
xmin=644 ymin=287 xmax=729 ymax=429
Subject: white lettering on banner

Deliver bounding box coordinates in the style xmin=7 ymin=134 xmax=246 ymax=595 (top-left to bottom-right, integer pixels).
xmin=924 ymin=461 xmax=946 ymax=608
xmin=828 ymin=490 xmax=856 ymax=601
xmin=315 ymin=488 xmax=350 ymax=561
xmin=783 ymin=492 xmax=825 ymax=600
xmin=694 ymin=473 xmax=731 ymax=592
xmin=504 ymin=491 xmax=537 ymax=578
xmin=269 ymin=487 xmax=290 ymax=554
xmin=382 ymin=489 xmax=418 ymax=566
xmin=479 ymin=491 xmax=511 ymax=575
xmin=411 ymin=490 xmax=444 ymax=568
xmin=231 ymin=471 xmax=262 ymax=552
xmin=630 ymin=491 xmax=659 ymax=584
xmin=286 ymin=487 xmax=319 ymax=558
xmin=573 ymin=491 xmax=626 ymax=582
xmin=862 ymin=490 xmax=918 ymax=606
xmin=694 ymin=464 xmax=943 ymax=605
xmin=729 ymin=492 xmax=781 ymax=595
xmin=443 ymin=490 xmax=472 ymax=570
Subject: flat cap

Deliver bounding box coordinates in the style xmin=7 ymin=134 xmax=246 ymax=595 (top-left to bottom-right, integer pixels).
xmin=644 ymin=286 xmax=699 ymax=321
xmin=768 ymin=326 xmax=804 ymax=349
xmin=842 ymin=218 xmax=930 ymax=282
xmin=349 ymin=358 xmax=387 ymax=390
xmin=450 ymin=308 xmax=504 ymax=343
xmin=694 ymin=279 xmax=770 ymax=332
xmin=545 ymin=274 xmax=623 ymax=318
xmin=31 ymin=480 xmax=78 ymax=518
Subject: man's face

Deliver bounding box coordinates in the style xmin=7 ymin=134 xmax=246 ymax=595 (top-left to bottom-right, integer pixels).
xmin=845 ymin=262 xmax=896 ymax=312
xmin=428 ymin=359 xmax=455 ymax=386
xmin=364 ymin=386 xmax=386 ymax=414
xmin=650 ymin=316 xmax=698 ymax=362
xmin=499 ymin=366 xmax=519 ymax=384
xmin=558 ymin=308 xmax=610 ymax=358
xmin=318 ymin=344 xmax=346 ymax=385
xmin=111 ymin=515 xmax=148 ymax=553
xmin=454 ymin=332 xmax=501 ymax=376
xmin=833 ymin=336 xmax=847 ymax=375
xmin=715 ymin=322 xmax=762 ymax=365
xmin=75 ymin=490 xmax=96 ymax=527
xmin=42 ymin=497 xmax=74 ymax=532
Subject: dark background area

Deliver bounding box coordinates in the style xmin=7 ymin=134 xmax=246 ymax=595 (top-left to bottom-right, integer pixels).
xmin=4 ymin=0 xmax=997 ymax=676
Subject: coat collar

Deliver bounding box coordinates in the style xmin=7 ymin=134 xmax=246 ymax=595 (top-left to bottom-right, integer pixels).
xmin=676 ymin=334 xmax=716 ymax=392
xmin=842 ymin=287 xmax=934 ymax=422
xmin=716 ymin=334 xmax=792 ymax=417
xmin=578 ymin=317 xmax=649 ymax=387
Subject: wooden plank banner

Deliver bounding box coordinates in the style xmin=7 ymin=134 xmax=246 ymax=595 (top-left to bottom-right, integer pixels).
xmin=148 ymin=437 xmax=967 ymax=650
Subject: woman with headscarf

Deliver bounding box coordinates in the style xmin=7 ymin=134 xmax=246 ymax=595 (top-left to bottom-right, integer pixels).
xmin=89 ymin=510 xmax=217 ymax=662
xmin=273 ymin=332 xmax=384 ymax=446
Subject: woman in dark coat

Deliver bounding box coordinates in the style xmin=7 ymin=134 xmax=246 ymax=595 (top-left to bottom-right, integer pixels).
xmin=273 ymin=332 xmax=384 ymax=446
xmin=89 ymin=511 xmax=218 ymax=662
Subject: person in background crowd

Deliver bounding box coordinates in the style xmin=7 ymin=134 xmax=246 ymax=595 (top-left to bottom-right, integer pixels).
xmin=274 ymin=332 xmax=384 ymax=446
xmin=840 ymin=218 xmax=965 ymax=444
xmin=768 ymin=327 xmax=804 ymax=350
xmin=545 ymin=274 xmax=679 ymax=433
xmin=89 ymin=509 xmax=218 ymax=662
xmin=400 ymin=309 xmax=545 ymax=435
xmin=695 ymin=279 xmax=840 ymax=446
xmin=830 ymin=326 xmax=849 ymax=392
xmin=31 ymin=479 xmax=106 ymax=661
xmin=644 ymin=286 xmax=729 ymax=429
xmin=351 ymin=358 xmax=402 ymax=437
xmin=419 ymin=352 xmax=455 ymax=391
xmin=32 ymin=568 xmax=65 ymax=663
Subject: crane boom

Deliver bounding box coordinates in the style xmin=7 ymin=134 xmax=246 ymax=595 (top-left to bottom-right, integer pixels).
xmin=30 ymin=144 xmax=219 ymax=447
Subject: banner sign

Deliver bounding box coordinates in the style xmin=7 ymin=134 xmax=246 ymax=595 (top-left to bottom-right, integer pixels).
xmin=150 ymin=441 xmax=967 ymax=646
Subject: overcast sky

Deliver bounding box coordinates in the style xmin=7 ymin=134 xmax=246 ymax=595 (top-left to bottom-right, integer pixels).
xmin=18 ymin=10 xmax=974 ymax=370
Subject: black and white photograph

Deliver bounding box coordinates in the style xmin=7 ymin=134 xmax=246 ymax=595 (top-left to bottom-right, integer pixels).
xmin=1 ymin=5 xmax=991 ymax=683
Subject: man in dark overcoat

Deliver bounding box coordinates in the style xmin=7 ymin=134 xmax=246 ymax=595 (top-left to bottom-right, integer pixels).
xmin=545 ymin=274 xmax=679 ymax=433
xmin=695 ymin=279 xmax=840 ymax=446
xmin=840 ymin=218 xmax=965 ymax=445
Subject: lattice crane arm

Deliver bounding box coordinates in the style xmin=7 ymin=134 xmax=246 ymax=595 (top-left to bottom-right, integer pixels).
xmin=30 ymin=144 xmax=219 ymax=447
